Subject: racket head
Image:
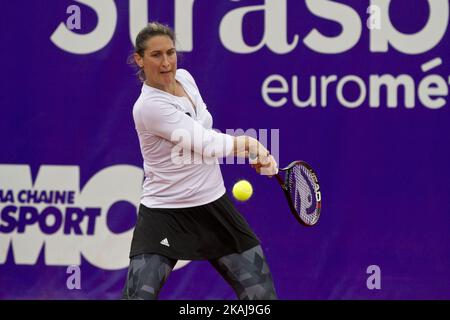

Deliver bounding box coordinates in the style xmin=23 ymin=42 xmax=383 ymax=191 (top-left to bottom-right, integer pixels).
xmin=279 ymin=161 xmax=321 ymax=226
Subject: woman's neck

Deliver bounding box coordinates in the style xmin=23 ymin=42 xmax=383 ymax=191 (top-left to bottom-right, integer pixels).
xmin=146 ymin=80 xmax=177 ymax=95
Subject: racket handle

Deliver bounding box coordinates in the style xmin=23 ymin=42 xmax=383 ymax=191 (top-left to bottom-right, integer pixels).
xmin=275 ymin=173 xmax=285 ymax=188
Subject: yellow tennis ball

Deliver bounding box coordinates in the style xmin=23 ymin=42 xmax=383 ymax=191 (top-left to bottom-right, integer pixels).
xmin=232 ymin=180 xmax=253 ymax=201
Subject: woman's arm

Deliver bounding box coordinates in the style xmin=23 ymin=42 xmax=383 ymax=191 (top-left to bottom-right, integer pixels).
xmin=232 ymin=136 xmax=269 ymax=158
xmin=233 ymin=136 xmax=278 ymax=176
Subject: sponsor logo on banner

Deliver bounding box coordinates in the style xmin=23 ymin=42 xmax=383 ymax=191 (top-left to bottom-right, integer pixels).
xmin=0 ymin=165 xmax=141 ymax=270
xmin=0 ymin=165 xmax=191 ymax=271
xmin=51 ymin=0 xmax=449 ymax=56
xmin=50 ymin=0 xmax=449 ymax=110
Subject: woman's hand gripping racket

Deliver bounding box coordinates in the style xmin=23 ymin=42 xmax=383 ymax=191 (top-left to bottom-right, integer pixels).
xmin=250 ymin=153 xmax=322 ymax=226
xmin=275 ymin=161 xmax=322 ymax=226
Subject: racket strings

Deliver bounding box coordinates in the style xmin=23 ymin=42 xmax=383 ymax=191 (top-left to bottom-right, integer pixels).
xmin=288 ymin=165 xmax=320 ymax=225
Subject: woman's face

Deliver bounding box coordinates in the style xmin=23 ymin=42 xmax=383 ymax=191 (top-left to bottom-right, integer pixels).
xmin=135 ymin=35 xmax=177 ymax=90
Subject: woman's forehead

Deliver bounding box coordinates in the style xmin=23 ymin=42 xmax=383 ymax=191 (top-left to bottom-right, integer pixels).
xmin=145 ymin=35 xmax=175 ymax=51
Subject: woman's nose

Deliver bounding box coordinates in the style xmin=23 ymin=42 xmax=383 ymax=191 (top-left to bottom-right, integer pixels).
xmin=162 ymin=55 xmax=170 ymax=67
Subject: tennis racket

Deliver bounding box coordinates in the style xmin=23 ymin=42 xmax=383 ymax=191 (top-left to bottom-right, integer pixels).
xmin=275 ymin=161 xmax=321 ymax=226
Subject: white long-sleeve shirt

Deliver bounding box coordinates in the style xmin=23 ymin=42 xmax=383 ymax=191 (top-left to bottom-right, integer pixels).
xmin=133 ymin=69 xmax=234 ymax=208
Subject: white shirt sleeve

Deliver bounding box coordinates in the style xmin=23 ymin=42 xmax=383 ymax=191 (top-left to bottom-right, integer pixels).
xmin=138 ymin=99 xmax=234 ymax=158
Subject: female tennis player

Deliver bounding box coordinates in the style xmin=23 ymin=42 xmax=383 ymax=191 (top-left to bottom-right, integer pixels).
xmin=121 ymin=22 xmax=278 ymax=300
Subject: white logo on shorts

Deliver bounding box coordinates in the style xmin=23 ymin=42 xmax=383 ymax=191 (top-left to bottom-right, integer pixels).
xmin=160 ymin=238 xmax=170 ymax=247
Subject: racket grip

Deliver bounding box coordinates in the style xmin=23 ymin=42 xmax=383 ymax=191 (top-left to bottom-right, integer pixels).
xmin=275 ymin=172 xmax=285 ymax=187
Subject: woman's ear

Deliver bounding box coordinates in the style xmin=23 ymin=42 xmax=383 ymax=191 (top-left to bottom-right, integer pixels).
xmin=134 ymin=53 xmax=143 ymax=68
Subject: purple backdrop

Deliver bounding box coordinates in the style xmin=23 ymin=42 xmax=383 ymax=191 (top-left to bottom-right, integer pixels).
xmin=1 ymin=0 xmax=450 ymax=299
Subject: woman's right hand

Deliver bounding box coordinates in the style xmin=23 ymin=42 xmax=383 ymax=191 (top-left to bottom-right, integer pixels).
xmin=250 ymin=153 xmax=278 ymax=177
xmin=234 ymin=136 xmax=278 ymax=176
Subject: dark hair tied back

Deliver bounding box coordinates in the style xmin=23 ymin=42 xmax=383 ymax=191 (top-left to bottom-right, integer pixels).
xmin=129 ymin=22 xmax=176 ymax=82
